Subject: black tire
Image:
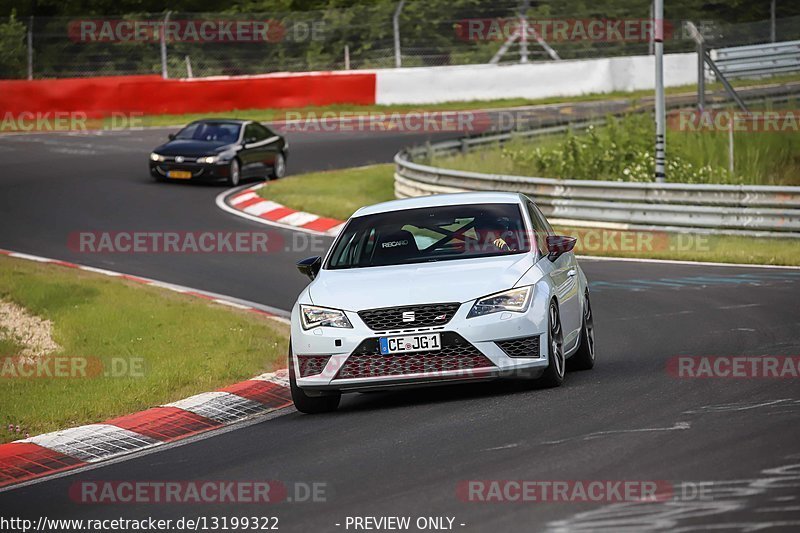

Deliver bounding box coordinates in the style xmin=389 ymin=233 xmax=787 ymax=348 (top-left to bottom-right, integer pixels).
xmin=269 ymin=152 xmax=286 ymax=179
xmin=227 ymin=158 xmax=241 ymax=187
xmin=568 ymin=292 xmax=596 ymax=371
xmin=536 ymin=300 xmax=565 ymax=388
xmin=289 ymin=344 xmax=340 ymax=414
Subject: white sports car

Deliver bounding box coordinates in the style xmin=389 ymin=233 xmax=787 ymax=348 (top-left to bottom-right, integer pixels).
xmin=289 ymin=192 xmax=595 ymax=413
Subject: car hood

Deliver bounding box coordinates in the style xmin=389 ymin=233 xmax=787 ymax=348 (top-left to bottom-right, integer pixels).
xmin=154 ymin=140 xmax=236 ymax=156
xmin=309 ymin=254 xmax=534 ymax=311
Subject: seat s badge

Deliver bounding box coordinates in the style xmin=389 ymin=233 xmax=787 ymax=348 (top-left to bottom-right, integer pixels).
xmin=175 ymin=156 xmax=184 ymax=163
xmin=402 ymin=311 xmax=415 ymax=322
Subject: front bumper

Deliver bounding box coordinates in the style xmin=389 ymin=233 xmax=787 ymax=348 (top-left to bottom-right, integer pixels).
xmin=149 ymin=161 xmax=231 ymax=181
xmin=290 ymin=298 xmax=551 ymax=393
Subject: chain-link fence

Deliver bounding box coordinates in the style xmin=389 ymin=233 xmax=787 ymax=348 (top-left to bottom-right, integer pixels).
xmin=1 ymin=1 xmax=799 ymax=80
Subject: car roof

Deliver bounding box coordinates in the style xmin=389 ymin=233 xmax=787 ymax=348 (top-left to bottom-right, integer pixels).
xmin=187 ymin=119 xmax=249 ymax=125
xmin=352 ymin=192 xmax=525 ymax=218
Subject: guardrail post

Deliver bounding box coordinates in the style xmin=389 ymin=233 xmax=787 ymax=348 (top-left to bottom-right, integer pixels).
xmin=654 ymin=0 xmax=667 ymax=183
xmin=393 ymin=1 xmax=405 ymax=68
xmin=771 ymin=0 xmax=777 ymax=42
xmin=703 ymin=50 xmax=749 ymax=112
xmin=160 ymin=11 xmax=172 ymax=79
xmin=26 ymin=16 xmax=34 ymax=80
xmin=697 ymin=41 xmax=705 ymax=111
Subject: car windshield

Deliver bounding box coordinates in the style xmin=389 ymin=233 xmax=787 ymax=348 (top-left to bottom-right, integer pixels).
xmin=175 ymin=122 xmax=241 ymax=143
xmin=327 ymin=203 xmax=531 ymax=269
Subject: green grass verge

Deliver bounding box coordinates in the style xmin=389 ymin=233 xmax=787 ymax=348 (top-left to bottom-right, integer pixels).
xmin=0 ymin=256 xmax=289 ymax=444
xmin=130 ymin=74 xmax=800 ymax=128
xmin=258 ymin=165 xmax=800 ymax=266
xmin=259 ymin=164 xmax=395 ymax=221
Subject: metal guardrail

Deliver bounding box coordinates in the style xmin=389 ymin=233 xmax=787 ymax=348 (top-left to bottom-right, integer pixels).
xmin=394 ymin=94 xmax=800 ymax=237
xmin=713 ymin=40 xmax=800 ymax=79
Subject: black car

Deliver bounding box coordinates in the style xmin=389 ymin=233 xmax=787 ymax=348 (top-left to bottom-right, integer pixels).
xmin=149 ymin=119 xmax=288 ymax=186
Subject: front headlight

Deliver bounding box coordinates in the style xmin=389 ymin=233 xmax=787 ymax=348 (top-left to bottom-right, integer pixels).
xmin=197 ymin=155 xmax=219 ymax=164
xmin=300 ymin=305 xmax=353 ymax=330
xmin=467 ymin=286 xmax=532 ymax=318
xmin=150 ymin=152 xmax=165 ymax=162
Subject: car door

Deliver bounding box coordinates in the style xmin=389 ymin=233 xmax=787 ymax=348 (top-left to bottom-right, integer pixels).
xmin=253 ymin=123 xmax=281 ymax=170
xmin=526 ymin=201 xmax=581 ymax=348
xmin=242 ymin=123 xmax=276 ymax=177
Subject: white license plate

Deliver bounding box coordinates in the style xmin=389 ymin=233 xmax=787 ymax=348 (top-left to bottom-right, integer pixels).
xmin=379 ymin=333 xmax=441 ymax=355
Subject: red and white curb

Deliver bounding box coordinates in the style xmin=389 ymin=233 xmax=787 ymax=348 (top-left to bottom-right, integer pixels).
xmin=0 ymin=373 xmax=291 ymax=490
xmin=217 ymin=183 xmax=345 ymax=236
xmin=0 ymin=248 xmax=293 ymax=490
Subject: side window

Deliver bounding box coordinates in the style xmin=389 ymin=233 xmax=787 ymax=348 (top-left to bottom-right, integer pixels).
xmin=532 ymin=202 xmax=555 ymax=235
xmin=244 ymin=124 xmax=266 ymax=143
xmin=526 ymin=201 xmax=550 ymax=257
xmin=255 ymin=123 xmax=274 ymax=138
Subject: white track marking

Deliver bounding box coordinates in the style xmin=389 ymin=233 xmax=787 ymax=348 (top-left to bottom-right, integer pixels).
xmin=541 ymin=422 xmax=691 ymax=445
xmin=229 ymin=191 xmax=259 ymax=205
xmin=8 ymin=252 xmax=52 ymax=262
xmin=243 ymin=200 xmax=283 ymax=216
xmin=277 ymin=211 xmax=319 ymax=226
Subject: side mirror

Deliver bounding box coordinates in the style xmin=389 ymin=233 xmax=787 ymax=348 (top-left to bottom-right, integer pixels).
xmin=297 ymin=256 xmax=322 ymax=280
xmin=546 ymin=235 xmax=577 ymax=261
xmin=168 ymin=133 xmax=176 ymax=140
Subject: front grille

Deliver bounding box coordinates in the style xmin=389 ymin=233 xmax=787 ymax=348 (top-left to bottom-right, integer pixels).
xmin=334 ymin=332 xmax=495 ymax=380
xmin=298 ymin=355 xmax=331 ymax=377
xmin=496 ymin=336 xmax=541 ymax=358
xmin=358 ymin=303 xmax=461 ymax=331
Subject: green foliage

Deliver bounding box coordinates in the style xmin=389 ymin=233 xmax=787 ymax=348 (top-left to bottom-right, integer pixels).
xmin=437 ymin=112 xmax=799 ymax=186
xmin=0 ymin=10 xmax=25 ymax=78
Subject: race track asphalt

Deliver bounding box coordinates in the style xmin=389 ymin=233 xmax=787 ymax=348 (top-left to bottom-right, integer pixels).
xmin=0 ymin=103 xmax=799 ymax=532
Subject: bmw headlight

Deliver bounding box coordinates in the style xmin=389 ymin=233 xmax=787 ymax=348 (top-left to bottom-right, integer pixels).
xmin=197 ymin=155 xmax=219 ymax=164
xmin=150 ymin=152 xmax=165 ymax=162
xmin=300 ymin=305 xmax=353 ymax=330
xmin=467 ymin=286 xmax=532 ymax=318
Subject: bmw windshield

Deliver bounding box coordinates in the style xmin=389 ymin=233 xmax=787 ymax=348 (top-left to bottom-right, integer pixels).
xmin=326 ymin=203 xmax=531 ymax=269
